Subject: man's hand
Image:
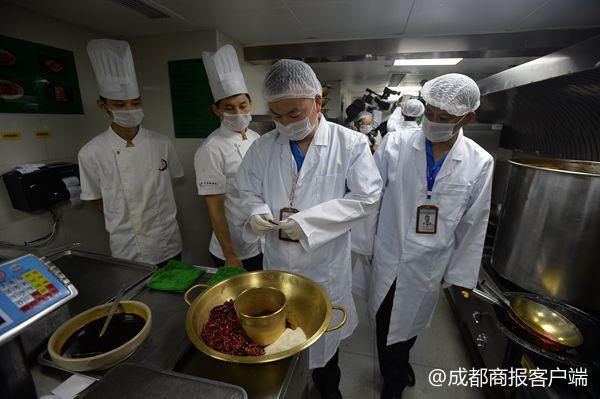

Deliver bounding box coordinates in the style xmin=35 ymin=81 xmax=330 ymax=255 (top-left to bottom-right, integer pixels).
xmin=279 ymin=219 xmax=306 ymax=241
xmin=88 ymin=198 xmax=103 ymax=213
xmin=250 ymin=213 xmax=278 ymax=235
xmin=204 ymin=194 xmax=241 ymax=265
xmin=224 ymin=257 xmax=243 ymax=268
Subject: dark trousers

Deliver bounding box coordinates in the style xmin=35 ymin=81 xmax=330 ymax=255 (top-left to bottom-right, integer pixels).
xmin=312 ymin=349 xmax=341 ymax=396
xmin=376 ymin=280 xmax=418 ymax=395
xmin=157 ymin=252 xmax=182 ymax=268
xmin=210 ymin=253 xmax=264 ymax=271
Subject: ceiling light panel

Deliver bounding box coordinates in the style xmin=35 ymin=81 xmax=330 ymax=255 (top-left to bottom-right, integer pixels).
xmin=393 ymin=58 xmax=463 ymax=66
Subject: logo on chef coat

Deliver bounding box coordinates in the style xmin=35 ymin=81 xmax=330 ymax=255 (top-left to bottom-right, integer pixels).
xmin=159 ymin=158 xmax=168 ymax=171
xmin=198 ymin=180 xmax=218 ymax=187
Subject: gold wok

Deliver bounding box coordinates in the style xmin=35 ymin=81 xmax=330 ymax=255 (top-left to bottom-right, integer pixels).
xmin=184 ymin=270 xmax=347 ymax=364
xmin=508 ymin=296 xmax=583 ymax=348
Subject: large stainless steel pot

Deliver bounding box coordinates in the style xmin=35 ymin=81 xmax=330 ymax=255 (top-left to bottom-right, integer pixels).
xmin=493 ymin=159 xmax=600 ymax=313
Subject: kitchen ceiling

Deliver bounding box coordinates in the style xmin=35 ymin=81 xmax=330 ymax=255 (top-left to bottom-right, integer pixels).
xmin=7 ymin=0 xmax=600 ymax=44
xmin=314 ymin=56 xmax=539 ymax=93
xmin=7 ymin=0 xmax=600 ymax=96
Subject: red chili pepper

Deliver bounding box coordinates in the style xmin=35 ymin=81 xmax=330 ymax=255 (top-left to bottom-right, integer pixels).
xmin=200 ymin=300 xmax=265 ymax=356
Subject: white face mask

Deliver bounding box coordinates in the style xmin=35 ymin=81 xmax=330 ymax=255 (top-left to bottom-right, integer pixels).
xmin=421 ymin=114 xmax=464 ymax=143
xmin=359 ymin=124 xmax=373 ymax=134
xmin=111 ymin=108 xmax=144 ymax=128
xmin=221 ymin=112 xmax=252 ymax=132
xmin=274 ymin=102 xmax=316 ymax=141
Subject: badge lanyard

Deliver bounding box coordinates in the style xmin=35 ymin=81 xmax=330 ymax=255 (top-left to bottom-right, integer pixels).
xmin=415 ymin=139 xmax=447 ymax=234
xmin=424 ymin=139 xmax=447 ymax=200
xmin=289 ymin=159 xmax=299 ymax=208
xmin=280 ymin=154 xmax=300 ymax=242
xmin=426 ymin=165 xmax=437 ymax=200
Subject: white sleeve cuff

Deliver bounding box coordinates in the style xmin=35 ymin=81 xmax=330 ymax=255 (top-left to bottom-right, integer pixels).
xmin=251 ymin=204 xmax=272 ymax=217
xmin=197 ymin=187 xmax=226 ymax=196
xmin=80 ymin=192 xmax=102 ymax=201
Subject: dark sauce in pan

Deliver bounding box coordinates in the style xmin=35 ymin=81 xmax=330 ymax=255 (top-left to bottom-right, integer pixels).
xmin=60 ymin=313 xmax=145 ymax=358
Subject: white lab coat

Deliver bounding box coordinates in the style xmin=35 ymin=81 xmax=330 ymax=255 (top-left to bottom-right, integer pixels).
xmin=78 ymin=126 xmax=184 ymax=264
xmin=385 ymin=108 xmax=404 ymax=133
xmin=397 ymin=120 xmax=420 ymax=134
xmin=236 ymin=117 xmax=383 ymax=368
xmin=194 ymin=126 xmax=261 ymax=260
xmin=352 ymin=128 xmax=493 ymax=345
xmin=386 ymin=119 xmax=420 ymax=137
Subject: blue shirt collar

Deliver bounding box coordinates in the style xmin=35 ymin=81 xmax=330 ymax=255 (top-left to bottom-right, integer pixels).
xmin=289 ymin=141 xmax=305 ymax=171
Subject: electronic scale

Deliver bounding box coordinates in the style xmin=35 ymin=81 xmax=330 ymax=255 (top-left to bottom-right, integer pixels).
xmin=0 ymin=254 xmax=77 ymax=345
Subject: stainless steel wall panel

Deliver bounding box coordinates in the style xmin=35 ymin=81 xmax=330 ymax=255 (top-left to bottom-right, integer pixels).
xmin=479 ymin=68 xmax=600 ymax=161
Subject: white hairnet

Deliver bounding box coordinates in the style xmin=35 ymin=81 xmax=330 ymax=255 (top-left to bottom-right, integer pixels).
xmin=421 ymin=73 xmax=480 ymax=116
xmin=355 ymin=111 xmax=373 ymax=123
xmin=402 ymin=99 xmax=425 ymax=117
xmin=263 ymin=59 xmax=322 ymax=102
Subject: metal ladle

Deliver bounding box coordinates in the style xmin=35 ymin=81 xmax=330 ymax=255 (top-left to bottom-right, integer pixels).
xmin=99 ymin=285 xmax=126 ymax=337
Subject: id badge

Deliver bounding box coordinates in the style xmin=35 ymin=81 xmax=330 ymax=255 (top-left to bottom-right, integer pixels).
xmin=416 ymin=205 xmax=438 ymax=234
xmin=279 ymin=207 xmax=300 ymax=242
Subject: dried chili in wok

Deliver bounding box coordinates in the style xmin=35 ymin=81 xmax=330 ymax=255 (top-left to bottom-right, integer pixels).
xmin=200 ymin=300 xmax=265 ymax=356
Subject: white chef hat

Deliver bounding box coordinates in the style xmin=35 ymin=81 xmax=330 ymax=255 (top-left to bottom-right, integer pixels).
xmin=87 ymin=39 xmax=140 ymax=101
xmin=202 ymin=44 xmax=248 ymax=103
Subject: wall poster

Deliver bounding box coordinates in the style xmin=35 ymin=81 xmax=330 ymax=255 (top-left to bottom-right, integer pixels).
xmin=0 ymin=34 xmax=83 ymax=114
xmin=168 ymin=58 xmax=219 ymax=139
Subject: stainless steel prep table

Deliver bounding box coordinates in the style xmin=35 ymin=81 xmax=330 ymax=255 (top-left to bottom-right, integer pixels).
xmin=174 ymin=345 xmax=308 ymax=399
xmin=47 ymin=250 xmax=156 ymax=315
xmin=34 ymin=254 xmax=308 ymax=399
xmin=20 ymin=250 xmax=156 ymax=361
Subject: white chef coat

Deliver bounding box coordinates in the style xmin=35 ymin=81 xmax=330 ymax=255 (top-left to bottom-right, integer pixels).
xmin=236 ymin=116 xmax=383 ymax=368
xmin=352 ymin=128 xmax=493 ymax=345
xmin=78 ymin=126 xmax=184 ymax=264
xmin=194 ymin=125 xmax=261 ymax=260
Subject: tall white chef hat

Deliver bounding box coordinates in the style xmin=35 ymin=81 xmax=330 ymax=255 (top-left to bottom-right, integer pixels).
xmin=87 ymin=39 xmax=140 ymax=101
xmin=202 ymin=44 xmax=248 ymax=103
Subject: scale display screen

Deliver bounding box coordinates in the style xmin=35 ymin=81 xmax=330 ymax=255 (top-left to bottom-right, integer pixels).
xmin=0 ymin=254 xmax=77 ymax=344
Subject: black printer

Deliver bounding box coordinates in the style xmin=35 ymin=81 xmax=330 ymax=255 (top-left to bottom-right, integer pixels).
xmin=2 ymin=162 xmax=79 ymax=212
